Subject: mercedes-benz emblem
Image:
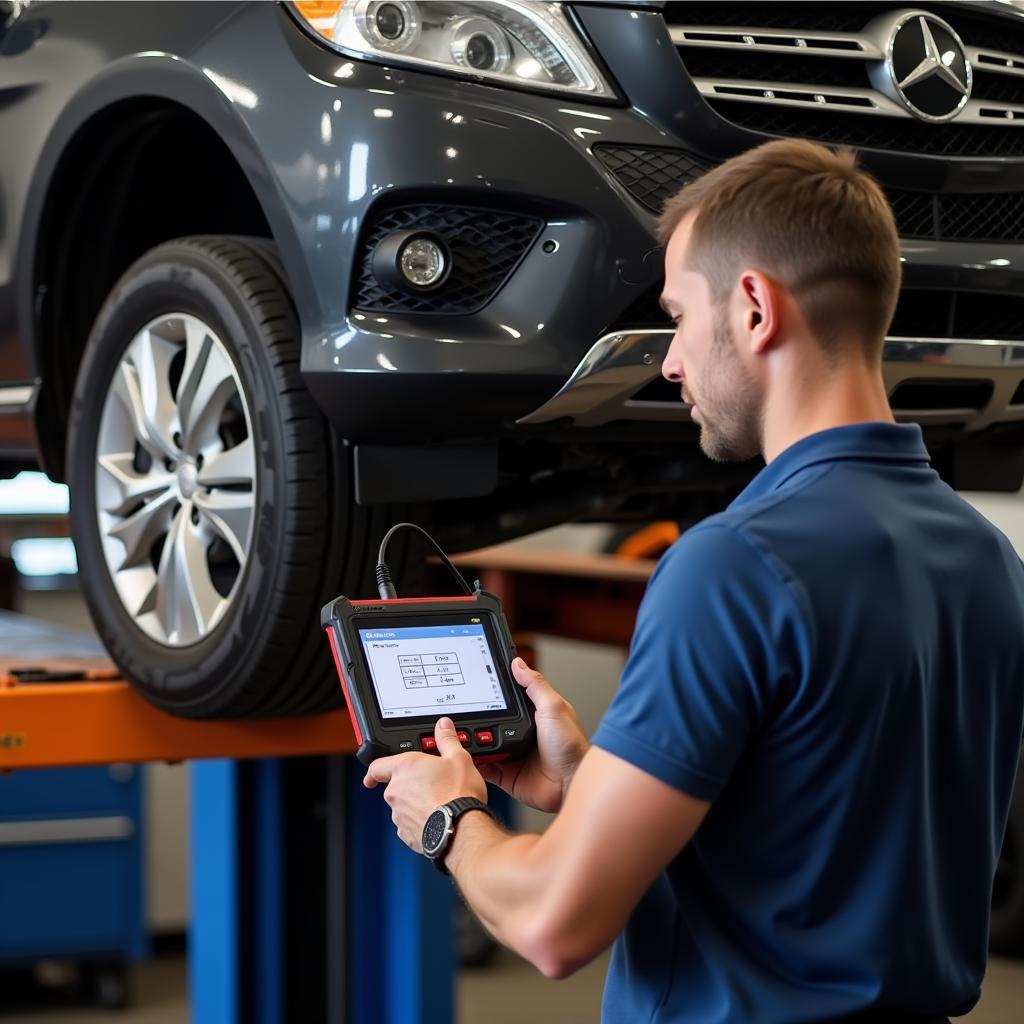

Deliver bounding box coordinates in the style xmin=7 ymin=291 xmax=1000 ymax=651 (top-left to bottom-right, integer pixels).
xmin=886 ymin=11 xmax=972 ymax=122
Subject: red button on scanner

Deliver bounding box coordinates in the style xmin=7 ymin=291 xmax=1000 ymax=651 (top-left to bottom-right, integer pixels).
xmin=475 ymin=730 xmax=495 ymax=747
xmin=457 ymin=730 xmax=471 ymax=746
xmin=421 ymin=736 xmax=438 ymax=752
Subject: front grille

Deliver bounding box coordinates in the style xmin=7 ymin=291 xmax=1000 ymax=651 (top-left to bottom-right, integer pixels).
xmin=597 ymin=144 xmax=1024 ymax=242
xmin=352 ymin=205 xmax=543 ymax=315
xmin=610 ymin=284 xmax=1024 ymax=341
xmin=665 ymin=2 xmax=1024 ymax=157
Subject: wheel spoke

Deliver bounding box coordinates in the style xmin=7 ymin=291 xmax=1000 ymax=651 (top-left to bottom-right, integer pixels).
xmin=97 ymin=452 xmax=174 ymax=516
xmin=176 ymin=321 xmax=212 ymax=451
xmin=119 ymin=328 xmax=180 ymax=458
xmin=197 ymin=438 xmax=255 ymax=489
xmin=114 ymin=566 xmax=159 ymax=620
xmin=193 ymin=488 xmax=254 ymax=564
xmin=109 ymin=361 xmax=174 ymax=461
xmin=155 ymin=507 xmax=225 ymax=644
xmin=178 ymin=327 xmax=237 ymax=455
xmin=106 ymin=489 xmax=178 ymax=570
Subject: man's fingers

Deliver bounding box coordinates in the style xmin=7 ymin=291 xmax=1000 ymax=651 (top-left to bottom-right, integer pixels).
xmin=363 ymin=754 xmax=402 ymax=789
xmin=434 ymin=716 xmax=465 ymax=757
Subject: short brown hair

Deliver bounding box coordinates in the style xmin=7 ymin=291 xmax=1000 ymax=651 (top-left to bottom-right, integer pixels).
xmin=659 ymin=139 xmax=900 ymax=360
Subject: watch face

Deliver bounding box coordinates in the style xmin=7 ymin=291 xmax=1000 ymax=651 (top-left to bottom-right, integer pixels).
xmin=422 ymin=808 xmax=450 ymax=857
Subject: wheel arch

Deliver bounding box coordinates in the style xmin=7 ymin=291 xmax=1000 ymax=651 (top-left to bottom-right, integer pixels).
xmin=18 ymin=56 xmax=315 ymax=480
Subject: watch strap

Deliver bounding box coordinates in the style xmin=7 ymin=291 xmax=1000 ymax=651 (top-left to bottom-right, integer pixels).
xmin=429 ymin=797 xmax=494 ymax=874
xmin=446 ymin=796 xmax=492 ymax=820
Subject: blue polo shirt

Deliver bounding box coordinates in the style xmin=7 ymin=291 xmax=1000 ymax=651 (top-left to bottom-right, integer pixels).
xmin=592 ymin=423 xmax=1024 ymax=1023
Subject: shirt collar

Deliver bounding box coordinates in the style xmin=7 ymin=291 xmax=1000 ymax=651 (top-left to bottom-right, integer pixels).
xmin=731 ymin=422 xmax=930 ymax=508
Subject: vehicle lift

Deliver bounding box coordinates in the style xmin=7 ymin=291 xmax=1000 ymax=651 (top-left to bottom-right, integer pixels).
xmin=0 ymin=547 xmax=655 ymax=1023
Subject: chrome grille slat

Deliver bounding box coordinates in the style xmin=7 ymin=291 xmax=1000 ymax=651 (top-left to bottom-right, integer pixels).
xmin=694 ymin=78 xmax=902 ymax=115
xmin=668 ymin=25 xmax=882 ymax=60
xmin=970 ymin=46 xmax=1024 ymax=80
xmin=669 ymin=4 xmax=1024 ymax=143
xmin=695 ymin=78 xmax=1024 ymax=124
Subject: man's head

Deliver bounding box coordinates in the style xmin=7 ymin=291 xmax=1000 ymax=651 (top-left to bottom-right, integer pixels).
xmin=658 ymin=139 xmax=901 ymax=462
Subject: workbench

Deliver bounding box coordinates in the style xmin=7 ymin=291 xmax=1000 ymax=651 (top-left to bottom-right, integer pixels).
xmin=0 ymin=546 xmax=656 ymax=1023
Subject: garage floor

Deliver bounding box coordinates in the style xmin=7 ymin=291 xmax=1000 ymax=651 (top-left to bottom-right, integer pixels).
xmin=1 ymin=951 xmax=1021 ymax=1023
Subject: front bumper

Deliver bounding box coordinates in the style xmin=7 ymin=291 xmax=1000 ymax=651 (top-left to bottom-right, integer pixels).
xmin=244 ymin=4 xmax=1024 ymax=443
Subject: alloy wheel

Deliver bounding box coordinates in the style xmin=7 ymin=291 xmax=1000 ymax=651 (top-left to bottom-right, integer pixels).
xmin=94 ymin=313 xmax=256 ymax=646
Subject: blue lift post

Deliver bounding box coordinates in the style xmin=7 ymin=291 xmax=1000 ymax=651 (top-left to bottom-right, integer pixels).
xmin=189 ymin=755 xmax=455 ymax=1024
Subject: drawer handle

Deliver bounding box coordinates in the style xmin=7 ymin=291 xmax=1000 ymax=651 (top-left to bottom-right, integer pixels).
xmin=0 ymin=816 xmax=134 ymax=846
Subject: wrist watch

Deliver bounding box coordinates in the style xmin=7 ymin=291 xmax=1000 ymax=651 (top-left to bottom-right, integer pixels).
xmin=421 ymin=797 xmax=494 ymax=874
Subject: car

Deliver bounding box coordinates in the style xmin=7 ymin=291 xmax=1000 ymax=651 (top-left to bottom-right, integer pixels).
xmin=4 ymin=0 xmax=1024 ymax=719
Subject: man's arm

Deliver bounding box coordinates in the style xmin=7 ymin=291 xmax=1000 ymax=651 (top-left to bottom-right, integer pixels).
xmin=369 ymin=720 xmax=709 ymax=980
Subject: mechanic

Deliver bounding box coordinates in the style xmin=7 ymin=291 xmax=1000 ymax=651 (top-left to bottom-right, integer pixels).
xmin=364 ymin=139 xmax=1024 ymax=1023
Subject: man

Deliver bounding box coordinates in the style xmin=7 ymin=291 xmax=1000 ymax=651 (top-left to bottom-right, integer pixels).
xmin=365 ymin=139 xmax=1024 ymax=1022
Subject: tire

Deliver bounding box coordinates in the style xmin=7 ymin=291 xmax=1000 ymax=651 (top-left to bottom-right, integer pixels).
xmin=68 ymin=236 xmax=407 ymax=718
xmin=991 ymin=755 xmax=1024 ymax=955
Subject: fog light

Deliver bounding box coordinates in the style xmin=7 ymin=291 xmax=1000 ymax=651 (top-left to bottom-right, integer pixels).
xmin=400 ymin=237 xmax=447 ymax=288
xmin=372 ymin=230 xmax=451 ymax=293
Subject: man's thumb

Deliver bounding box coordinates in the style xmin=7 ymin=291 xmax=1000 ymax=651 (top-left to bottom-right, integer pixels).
xmin=511 ymin=658 xmax=560 ymax=712
xmin=434 ymin=716 xmax=464 ymax=755
xmin=511 ymin=657 xmax=536 ymax=682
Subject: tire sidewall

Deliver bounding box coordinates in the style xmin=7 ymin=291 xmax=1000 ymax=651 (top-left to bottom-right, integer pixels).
xmin=68 ymin=245 xmax=311 ymax=713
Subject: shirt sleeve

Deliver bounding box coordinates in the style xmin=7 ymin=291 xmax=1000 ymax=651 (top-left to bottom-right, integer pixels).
xmin=591 ymin=522 xmax=809 ymax=802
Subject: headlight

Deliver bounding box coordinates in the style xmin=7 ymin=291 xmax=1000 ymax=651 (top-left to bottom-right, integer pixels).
xmin=291 ymin=1 xmax=615 ymax=98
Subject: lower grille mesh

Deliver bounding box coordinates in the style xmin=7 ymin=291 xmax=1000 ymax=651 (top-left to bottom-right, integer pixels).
xmin=596 ymin=144 xmax=1024 ymax=243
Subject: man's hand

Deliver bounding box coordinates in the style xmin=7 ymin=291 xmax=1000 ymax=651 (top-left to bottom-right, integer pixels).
xmin=476 ymin=658 xmax=589 ymax=813
xmin=363 ymin=716 xmax=487 ymax=853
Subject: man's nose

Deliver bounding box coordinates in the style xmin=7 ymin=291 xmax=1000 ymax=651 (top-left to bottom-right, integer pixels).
xmin=662 ymin=350 xmax=684 ymax=384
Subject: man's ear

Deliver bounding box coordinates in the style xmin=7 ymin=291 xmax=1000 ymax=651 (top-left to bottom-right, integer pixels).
xmin=738 ymin=270 xmax=779 ymax=356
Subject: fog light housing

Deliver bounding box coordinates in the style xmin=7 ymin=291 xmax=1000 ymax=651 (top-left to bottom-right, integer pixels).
xmin=372 ymin=230 xmax=451 ymax=292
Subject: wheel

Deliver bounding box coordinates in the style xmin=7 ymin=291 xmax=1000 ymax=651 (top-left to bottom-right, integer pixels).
xmin=68 ymin=236 xmax=405 ymax=718
xmin=991 ymin=756 xmax=1024 ymax=955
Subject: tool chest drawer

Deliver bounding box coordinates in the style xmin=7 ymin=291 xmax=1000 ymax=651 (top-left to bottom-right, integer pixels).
xmin=0 ymin=764 xmax=146 ymax=963
xmin=0 ymin=764 xmax=138 ymax=819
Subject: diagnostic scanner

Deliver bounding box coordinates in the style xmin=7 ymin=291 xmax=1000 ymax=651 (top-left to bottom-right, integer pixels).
xmin=321 ymin=590 xmax=536 ymax=767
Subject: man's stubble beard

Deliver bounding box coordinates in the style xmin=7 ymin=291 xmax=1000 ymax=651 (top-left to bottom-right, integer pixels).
xmin=692 ymin=316 xmax=764 ymax=463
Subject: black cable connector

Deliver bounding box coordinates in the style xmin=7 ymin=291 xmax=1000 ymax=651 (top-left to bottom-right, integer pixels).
xmin=375 ymin=562 xmax=398 ymax=600
xmin=375 ymin=522 xmax=473 ymax=601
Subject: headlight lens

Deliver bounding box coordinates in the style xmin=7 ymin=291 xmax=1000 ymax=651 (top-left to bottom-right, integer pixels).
xmin=291 ymin=1 xmax=615 ymax=98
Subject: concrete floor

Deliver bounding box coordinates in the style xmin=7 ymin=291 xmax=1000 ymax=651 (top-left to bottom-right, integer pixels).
xmin=0 ymin=951 xmax=1021 ymax=1023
